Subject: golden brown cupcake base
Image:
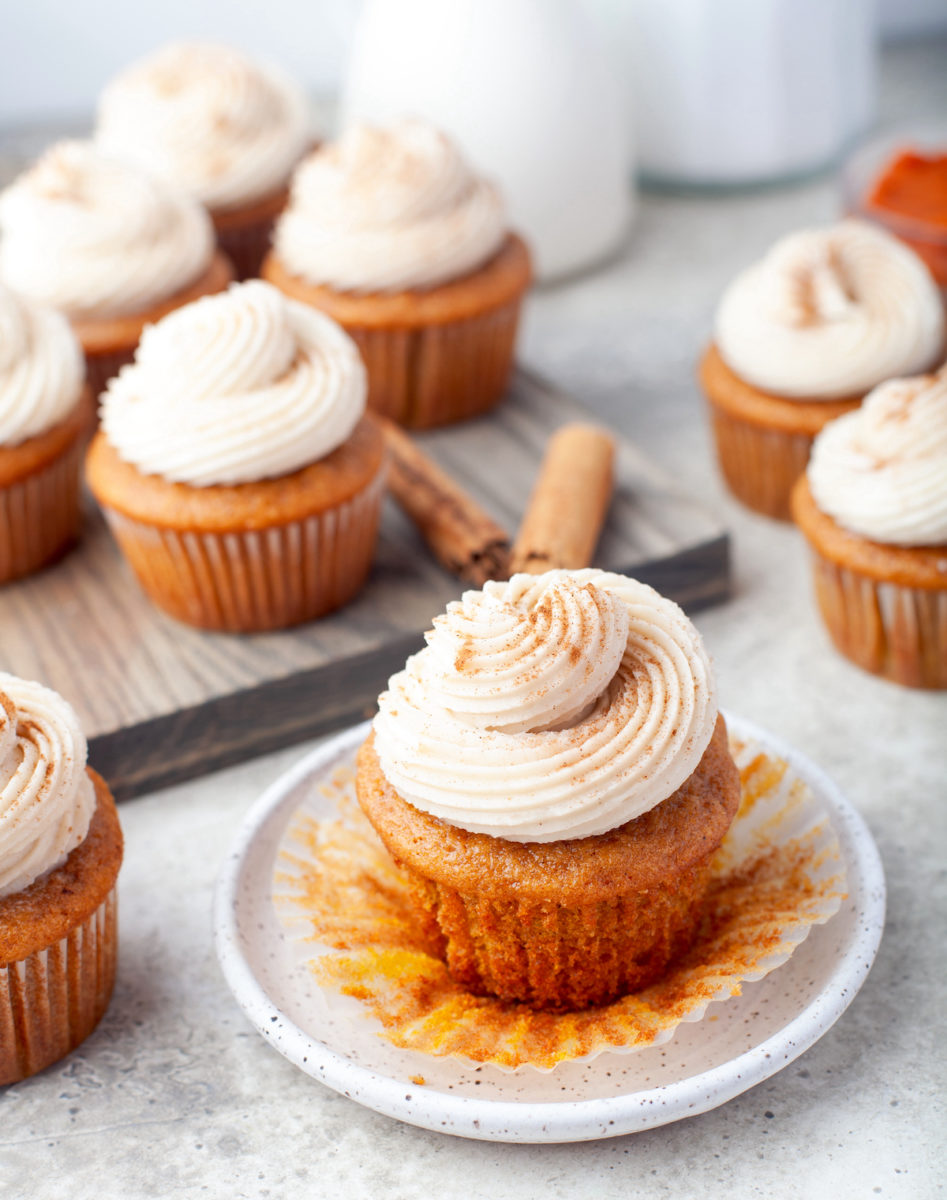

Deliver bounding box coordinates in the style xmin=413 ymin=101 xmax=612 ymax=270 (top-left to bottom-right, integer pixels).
xmin=700 ymin=345 xmax=862 ymax=520
xmin=263 ymin=234 xmax=532 ymax=429
xmin=212 ymin=186 xmax=290 ymax=282
xmin=0 ymin=770 xmax=122 ymax=1085
xmin=355 ymin=716 xmax=741 ymax=1011
xmin=74 ymin=251 xmax=234 ymax=399
xmin=792 ymin=475 xmax=947 ymax=687
xmin=0 ymin=387 xmax=95 ymax=584
xmin=86 ymin=415 xmax=387 ymax=632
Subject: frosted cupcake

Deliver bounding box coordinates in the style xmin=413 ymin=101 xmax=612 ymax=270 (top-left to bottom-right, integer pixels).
xmin=0 ymin=141 xmax=232 ymax=398
xmin=792 ymin=368 xmax=947 ymax=688
xmin=95 ymin=42 xmax=310 ymax=280
xmin=356 ymin=569 xmax=740 ymax=1011
xmin=0 ymin=285 xmax=94 ymax=581
xmin=86 ymin=280 xmax=386 ymax=632
xmin=0 ymin=672 xmax=123 ymax=1084
xmin=264 ymin=119 xmax=532 ymax=428
xmin=700 ymin=220 xmax=944 ymax=519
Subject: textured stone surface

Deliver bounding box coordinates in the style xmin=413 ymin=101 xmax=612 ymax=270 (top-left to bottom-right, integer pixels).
xmin=1 ymin=40 xmax=944 ymax=1200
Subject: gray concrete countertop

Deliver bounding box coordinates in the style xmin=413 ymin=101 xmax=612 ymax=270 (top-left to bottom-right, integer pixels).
xmin=2 ymin=40 xmax=945 ymax=1200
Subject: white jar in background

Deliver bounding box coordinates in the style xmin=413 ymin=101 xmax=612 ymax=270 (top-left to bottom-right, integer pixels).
xmin=593 ymin=0 xmax=878 ymax=187
xmin=340 ymin=0 xmax=635 ymax=280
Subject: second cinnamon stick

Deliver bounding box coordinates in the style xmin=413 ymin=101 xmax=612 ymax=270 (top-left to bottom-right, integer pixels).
xmin=509 ymin=422 xmax=616 ymax=575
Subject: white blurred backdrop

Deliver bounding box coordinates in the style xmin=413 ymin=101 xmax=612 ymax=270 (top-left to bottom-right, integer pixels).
xmin=2 ymin=0 xmax=945 ymax=124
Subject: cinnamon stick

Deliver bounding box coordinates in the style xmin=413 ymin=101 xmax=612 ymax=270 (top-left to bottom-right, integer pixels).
xmin=380 ymin=418 xmax=511 ymax=586
xmin=509 ymin=422 xmax=615 ymax=575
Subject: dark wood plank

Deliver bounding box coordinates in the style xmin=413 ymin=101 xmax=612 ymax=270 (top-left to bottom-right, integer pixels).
xmin=0 ymin=370 xmax=730 ymax=799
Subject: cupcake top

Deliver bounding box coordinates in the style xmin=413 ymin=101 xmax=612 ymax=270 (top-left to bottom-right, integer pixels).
xmin=0 ymin=141 xmax=214 ymax=321
xmin=95 ymin=42 xmax=310 ymax=213
xmin=807 ymin=367 xmax=947 ymax=546
xmin=101 ymin=280 xmax=366 ymax=486
xmin=373 ymin=569 xmax=717 ymax=843
xmin=715 ymin=220 xmax=944 ymax=399
xmin=274 ymin=119 xmax=507 ymax=293
xmin=0 ymin=673 xmax=96 ymax=899
xmin=0 ymin=284 xmax=84 ymax=446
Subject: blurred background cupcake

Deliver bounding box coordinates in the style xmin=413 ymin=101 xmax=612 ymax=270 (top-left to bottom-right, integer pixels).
xmin=700 ymin=219 xmax=945 ymax=520
xmin=0 ymin=672 xmax=123 ymax=1085
xmin=86 ymin=280 xmax=386 ymax=632
xmin=263 ymin=119 xmax=532 ymax=428
xmin=792 ymin=368 xmax=947 ymax=688
xmin=0 ymin=284 xmax=93 ymax=582
xmin=0 ymin=141 xmax=232 ymax=398
xmin=95 ymin=42 xmax=311 ymax=280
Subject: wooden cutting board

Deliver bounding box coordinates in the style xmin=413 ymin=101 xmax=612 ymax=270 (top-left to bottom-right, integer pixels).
xmin=0 ymin=368 xmax=729 ymax=799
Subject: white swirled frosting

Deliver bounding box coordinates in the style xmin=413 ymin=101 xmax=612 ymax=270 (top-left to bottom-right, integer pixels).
xmin=373 ymin=570 xmax=718 ymax=842
xmin=0 ymin=284 xmax=83 ymax=445
xmin=96 ymin=42 xmax=310 ymax=212
xmin=0 ymin=673 xmax=96 ymax=899
xmin=101 ymin=280 xmax=366 ymax=486
xmin=808 ymin=368 xmax=947 ymax=546
xmin=716 ymin=220 xmax=944 ymax=399
xmin=0 ymin=141 xmax=213 ymax=320
xmin=274 ymin=119 xmax=507 ymax=292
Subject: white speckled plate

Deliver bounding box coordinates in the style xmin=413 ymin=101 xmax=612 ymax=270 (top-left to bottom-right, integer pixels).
xmin=214 ymin=715 xmax=885 ymax=1143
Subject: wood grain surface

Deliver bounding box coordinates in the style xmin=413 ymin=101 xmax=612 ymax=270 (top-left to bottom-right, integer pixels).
xmin=0 ymin=368 xmax=729 ymax=799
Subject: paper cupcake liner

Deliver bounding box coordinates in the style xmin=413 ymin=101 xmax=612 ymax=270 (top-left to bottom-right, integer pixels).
xmin=0 ymin=434 xmax=84 ymax=584
xmin=808 ymin=550 xmax=947 ymax=688
xmin=0 ymin=887 xmax=118 ymax=1085
xmin=345 ymin=296 xmax=524 ymax=429
xmin=273 ymin=733 xmax=846 ymax=1072
xmin=100 ymin=469 xmax=385 ymax=632
xmin=708 ymin=403 xmax=815 ymax=521
xmin=215 ymin=215 xmax=278 ymax=283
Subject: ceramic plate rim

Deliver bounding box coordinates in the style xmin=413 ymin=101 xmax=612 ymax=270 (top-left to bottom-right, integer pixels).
xmin=213 ymin=713 xmax=886 ymax=1143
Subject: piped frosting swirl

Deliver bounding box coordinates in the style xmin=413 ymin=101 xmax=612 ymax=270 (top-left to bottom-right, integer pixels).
xmin=95 ymin=42 xmax=310 ymax=212
xmin=101 ymin=280 xmax=366 ymax=486
xmin=715 ymin=220 xmax=944 ymax=399
xmin=274 ymin=119 xmax=507 ymax=292
xmin=0 ymin=140 xmax=214 ymax=320
xmin=808 ymin=367 xmax=947 ymax=546
xmin=0 ymin=284 xmax=84 ymax=445
xmin=373 ymin=570 xmax=717 ymax=842
xmin=0 ymin=673 xmax=96 ymax=899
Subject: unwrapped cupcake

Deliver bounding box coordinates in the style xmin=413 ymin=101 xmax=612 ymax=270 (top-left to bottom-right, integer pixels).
xmin=792 ymin=367 xmax=947 ymax=688
xmin=86 ymin=280 xmax=386 ymax=632
xmin=356 ymin=569 xmax=740 ymax=1011
xmin=263 ymin=119 xmax=532 ymax=429
xmin=0 ymin=284 xmax=94 ymax=582
xmin=0 ymin=141 xmax=232 ymax=399
xmin=700 ymin=219 xmax=944 ymax=519
xmin=0 ymin=672 xmax=123 ymax=1084
xmin=95 ymin=42 xmax=310 ymax=280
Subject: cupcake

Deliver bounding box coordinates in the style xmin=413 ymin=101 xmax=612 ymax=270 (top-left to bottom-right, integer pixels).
xmin=263 ymin=119 xmax=532 ymax=429
xmin=700 ymin=219 xmax=944 ymax=519
xmin=792 ymin=368 xmax=947 ymax=688
xmin=86 ymin=280 xmax=386 ymax=632
xmin=0 ymin=285 xmax=94 ymax=582
xmin=0 ymin=672 xmax=123 ymax=1084
xmin=95 ymin=42 xmax=310 ymax=280
xmin=0 ymin=141 xmax=232 ymax=398
xmin=356 ymin=569 xmax=740 ymax=1011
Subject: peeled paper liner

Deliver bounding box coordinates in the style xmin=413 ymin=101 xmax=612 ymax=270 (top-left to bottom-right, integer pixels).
xmin=272 ymin=735 xmax=846 ymax=1073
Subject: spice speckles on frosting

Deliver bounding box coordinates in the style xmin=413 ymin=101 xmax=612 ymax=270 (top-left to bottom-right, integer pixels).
xmin=373 ymin=570 xmax=718 ymax=841
xmin=0 ymin=673 xmax=95 ymax=898
xmin=100 ymin=280 xmax=366 ymax=486
xmin=808 ymin=367 xmax=947 ymax=546
xmin=715 ymin=219 xmax=944 ymax=399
